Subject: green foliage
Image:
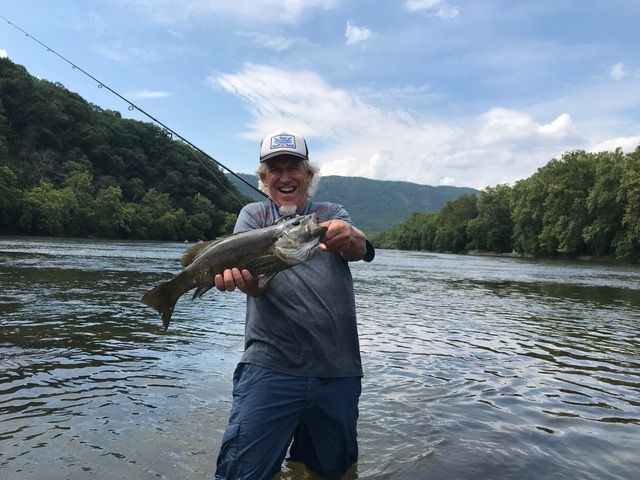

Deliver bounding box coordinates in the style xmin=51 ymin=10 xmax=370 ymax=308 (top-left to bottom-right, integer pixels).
xmin=375 ymin=149 xmax=640 ymax=260
xmin=511 ymin=175 xmax=545 ymax=255
xmin=536 ymin=152 xmax=595 ymax=254
xmin=467 ymin=184 xmax=513 ymax=253
xmin=0 ymin=165 xmax=23 ymax=230
xmin=0 ymin=58 xmax=244 ymax=240
xmin=370 ymin=195 xmax=477 ymax=253
xmin=614 ymin=146 xmax=640 ymax=257
xmin=19 ymin=181 xmax=79 ymax=236
xmin=582 ymin=150 xmax=625 ymax=255
xmin=433 ymin=194 xmax=477 ymax=252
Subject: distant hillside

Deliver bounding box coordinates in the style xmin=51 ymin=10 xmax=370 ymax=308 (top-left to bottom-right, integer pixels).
xmin=228 ymin=173 xmax=478 ymax=232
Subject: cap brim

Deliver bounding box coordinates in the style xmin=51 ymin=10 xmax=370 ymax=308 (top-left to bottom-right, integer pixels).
xmin=260 ymin=151 xmax=308 ymax=163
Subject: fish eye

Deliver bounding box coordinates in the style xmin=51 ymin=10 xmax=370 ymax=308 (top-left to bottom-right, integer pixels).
xmin=292 ymin=219 xmax=301 ymax=226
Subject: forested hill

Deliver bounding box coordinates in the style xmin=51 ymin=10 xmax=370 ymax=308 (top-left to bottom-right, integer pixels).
xmin=0 ymin=58 xmax=248 ymax=240
xmin=229 ymin=173 xmax=478 ymax=233
xmin=373 ymin=148 xmax=640 ymax=260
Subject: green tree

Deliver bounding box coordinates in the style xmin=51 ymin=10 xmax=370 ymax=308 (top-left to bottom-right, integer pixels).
xmin=19 ymin=182 xmax=79 ymax=236
xmin=0 ymin=165 xmax=23 ymax=231
xmin=537 ymin=151 xmax=595 ymax=255
xmin=582 ymin=150 xmax=625 ymax=255
xmin=614 ymin=146 xmax=640 ymax=258
xmin=467 ymin=184 xmax=513 ymax=252
xmin=433 ymin=194 xmax=478 ymax=252
xmin=511 ymin=175 xmax=545 ymax=255
xmin=0 ymin=100 xmax=11 ymax=156
xmin=61 ymin=160 xmax=95 ymax=236
xmin=91 ymin=186 xmax=125 ymax=238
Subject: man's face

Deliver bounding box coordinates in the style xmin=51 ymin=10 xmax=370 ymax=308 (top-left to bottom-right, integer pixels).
xmin=261 ymin=156 xmax=312 ymax=210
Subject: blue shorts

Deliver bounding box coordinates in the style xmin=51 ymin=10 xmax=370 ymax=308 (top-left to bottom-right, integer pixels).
xmin=213 ymin=363 xmax=361 ymax=480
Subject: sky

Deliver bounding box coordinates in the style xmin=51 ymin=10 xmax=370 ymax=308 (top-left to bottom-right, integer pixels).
xmin=1 ymin=0 xmax=639 ymax=189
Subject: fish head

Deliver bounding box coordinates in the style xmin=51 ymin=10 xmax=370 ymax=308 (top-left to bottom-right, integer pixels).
xmin=274 ymin=213 xmax=327 ymax=265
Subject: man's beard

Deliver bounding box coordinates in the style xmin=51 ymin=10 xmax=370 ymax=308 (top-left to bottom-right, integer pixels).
xmin=278 ymin=204 xmax=298 ymax=217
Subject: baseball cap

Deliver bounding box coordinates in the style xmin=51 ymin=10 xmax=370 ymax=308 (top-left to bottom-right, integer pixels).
xmin=259 ymin=131 xmax=308 ymax=162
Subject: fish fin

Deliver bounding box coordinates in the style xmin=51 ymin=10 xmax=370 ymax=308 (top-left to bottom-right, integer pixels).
xmin=192 ymin=284 xmax=214 ymax=300
xmin=257 ymin=272 xmax=278 ymax=289
xmin=181 ymin=238 xmax=226 ymax=267
xmin=244 ymin=255 xmax=280 ymax=272
xmin=141 ymin=273 xmax=190 ymax=330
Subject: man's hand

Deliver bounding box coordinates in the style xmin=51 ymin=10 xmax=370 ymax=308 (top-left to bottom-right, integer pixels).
xmin=319 ymin=219 xmax=367 ymax=261
xmin=214 ymin=268 xmax=262 ymax=297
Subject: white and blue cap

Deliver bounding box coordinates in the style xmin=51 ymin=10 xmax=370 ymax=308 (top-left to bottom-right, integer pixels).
xmin=260 ymin=131 xmax=308 ymax=163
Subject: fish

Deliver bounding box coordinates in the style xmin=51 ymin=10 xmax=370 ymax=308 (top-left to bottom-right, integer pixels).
xmin=141 ymin=213 xmax=327 ymax=330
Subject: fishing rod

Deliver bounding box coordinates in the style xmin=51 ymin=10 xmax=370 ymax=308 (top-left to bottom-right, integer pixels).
xmin=0 ymin=14 xmax=269 ymax=205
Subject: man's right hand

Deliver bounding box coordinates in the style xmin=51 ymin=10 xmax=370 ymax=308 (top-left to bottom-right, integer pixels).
xmin=214 ymin=268 xmax=262 ymax=297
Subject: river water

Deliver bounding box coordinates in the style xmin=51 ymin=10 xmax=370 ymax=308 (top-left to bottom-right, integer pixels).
xmin=0 ymin=237 xmax=639 ymax=480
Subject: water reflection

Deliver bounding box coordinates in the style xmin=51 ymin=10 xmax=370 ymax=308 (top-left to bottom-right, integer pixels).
xmin=1 ymin=239 xmax=639 ymax=479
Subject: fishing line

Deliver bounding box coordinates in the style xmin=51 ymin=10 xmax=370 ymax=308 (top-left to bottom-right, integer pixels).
xmin=0 ymin=14 xmax=269 ymax=206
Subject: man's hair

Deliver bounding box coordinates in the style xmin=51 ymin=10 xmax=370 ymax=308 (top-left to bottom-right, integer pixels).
xmin=256 ymin=159 xmax=321 ymax=198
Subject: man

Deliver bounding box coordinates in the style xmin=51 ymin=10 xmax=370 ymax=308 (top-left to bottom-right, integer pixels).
xmin=212 ymin=131 xmax=374 ymax=479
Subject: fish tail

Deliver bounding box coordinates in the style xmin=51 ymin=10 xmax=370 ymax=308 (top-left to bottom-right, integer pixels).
xmin=141 ymin=278 xmax=184 ymax=331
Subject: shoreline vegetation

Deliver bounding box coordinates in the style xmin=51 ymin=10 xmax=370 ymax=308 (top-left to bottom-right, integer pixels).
xmin=468 ymin=249 xmax=640 ymax=265
xmin=370 ymin=148 xmax=640 ymax=261
xmin=1 ymin=57 xmax=639 ymax=261
xmin=0 ymin=58 xmax=244 ymax=242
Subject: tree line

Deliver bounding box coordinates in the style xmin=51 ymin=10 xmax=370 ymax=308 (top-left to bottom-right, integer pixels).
xmin=2 ymin=58 xmax=639 ymax=257
xmin=372 ymin=148 xmax=640 ymax=260
xmin=0 ymin=58 xmax=246 ymax=241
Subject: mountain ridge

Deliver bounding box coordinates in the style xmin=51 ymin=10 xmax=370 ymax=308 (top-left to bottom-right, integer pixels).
xmin=228 ymin=173 xmax=478 ymax=233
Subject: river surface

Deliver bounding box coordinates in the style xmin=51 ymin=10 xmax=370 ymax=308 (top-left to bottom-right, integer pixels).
xmin=1 ymin=237 xmax=639 ymax=480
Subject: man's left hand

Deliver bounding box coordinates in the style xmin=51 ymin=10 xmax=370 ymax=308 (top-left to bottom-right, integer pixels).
xmin=319 ymin=219 xmax=366 ymax=261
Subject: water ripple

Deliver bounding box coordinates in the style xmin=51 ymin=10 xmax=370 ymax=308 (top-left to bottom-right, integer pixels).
xmin=1 ymin=241 xmax=640 ymax=479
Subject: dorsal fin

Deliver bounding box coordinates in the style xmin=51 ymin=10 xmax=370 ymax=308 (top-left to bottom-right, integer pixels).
xmin=181 ymin=238 xmax=223 ymax=267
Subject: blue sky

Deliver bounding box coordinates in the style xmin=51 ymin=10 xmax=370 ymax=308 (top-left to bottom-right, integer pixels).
xmin=1 ymin=1 xmax=639 ymax=189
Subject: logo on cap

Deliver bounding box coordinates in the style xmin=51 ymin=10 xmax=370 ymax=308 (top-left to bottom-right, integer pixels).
xmin=271 ymin=135 xmax=296 ymax=150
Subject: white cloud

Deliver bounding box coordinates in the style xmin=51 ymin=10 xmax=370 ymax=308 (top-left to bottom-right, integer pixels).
xmin=127 ymin=90 xmax=171 ymax=99
xmin=609 ymin=62 xmax=625 ymax=81
xmin=589 ymin=136 xmax=640 ymax=153
xmin=345 ymin=21 xmax=372 ymax=45
xmin=404 ymin=0 xmax=459 ymax=19
xmin=236 ymin=32 xmax=305 ymax=51
xmin=404 ymin=0 xmax=441 ymax=11
xmin=0 ymin=49 xmax=7 ymax=58
xmin=436 ymin=4 xmax=459 ymax=19
xmin=476 ymin=108 xmax=576 ymax=147
xmin=439 ymin=176 xmax=455 ymax=185
xmin=94 ymin=42 xmax=160 ymax=63
xmin=210 ymin=64 xmax=616 ymax=189
xmin=126 ymin=0 xmax=338 ymax=25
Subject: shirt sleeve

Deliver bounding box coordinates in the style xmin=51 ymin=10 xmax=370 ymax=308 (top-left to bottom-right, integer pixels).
xmin=315 ymin=202 xmax=352 ymax=224
xmin=233 ymin=203 xmax=267 ymax=233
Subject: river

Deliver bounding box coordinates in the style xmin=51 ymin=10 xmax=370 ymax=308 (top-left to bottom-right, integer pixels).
xmin=1 ymin=237 xmax=639 ymax=479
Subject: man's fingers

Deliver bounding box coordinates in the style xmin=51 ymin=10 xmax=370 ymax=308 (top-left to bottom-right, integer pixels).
xmin=215 ymin=268 xmax=255 ymax=293
xmin=231 ymin=268 xmax=246 ymax=290
xmin=214 ymin=273 xmax=226 ymax=291
xmin=223 ymin=269 xmax=237 ymax=291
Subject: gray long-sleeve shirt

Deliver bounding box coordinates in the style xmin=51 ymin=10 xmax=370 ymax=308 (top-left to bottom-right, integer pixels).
xmin=234 ymin=200 xmax=364 ymax=377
